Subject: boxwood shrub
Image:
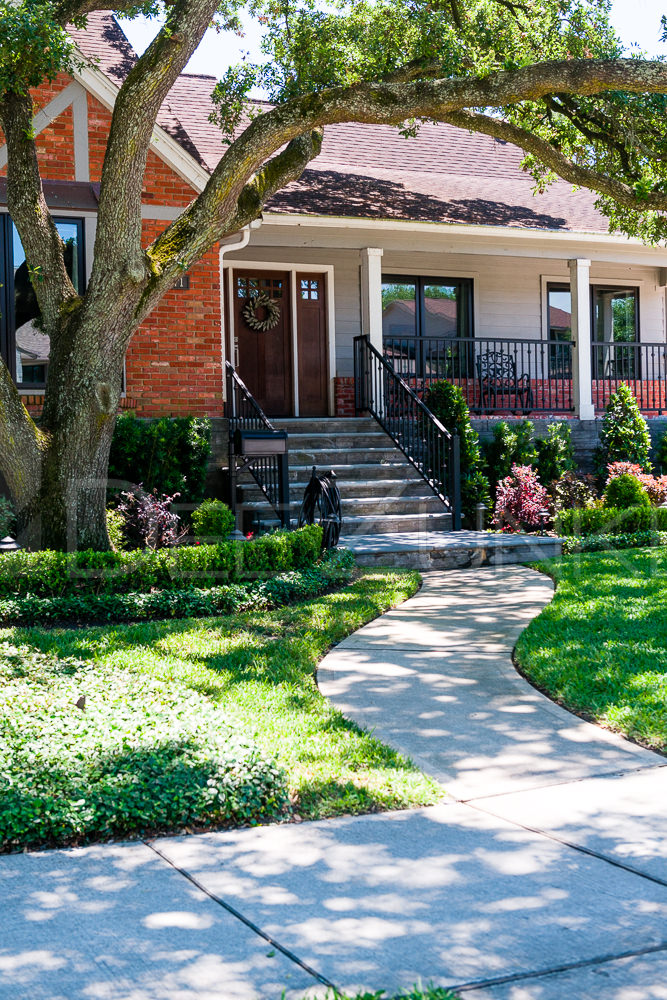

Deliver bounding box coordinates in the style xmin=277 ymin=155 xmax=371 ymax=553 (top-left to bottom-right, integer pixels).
xmin=555 ymin=505 xmax=667 ymax=537
xmin=0 ymin=548 xmax=353 ymax=626
xmin=0 ymin=525 xmax=323 ymax=598
xmin=0 ymin=644 xmax=289 ymax=850
xmin=561 ymin=530 xmax=667 ymax=555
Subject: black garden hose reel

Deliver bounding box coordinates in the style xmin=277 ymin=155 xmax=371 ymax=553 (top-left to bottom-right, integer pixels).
xmin=298 ymin=467 xmax=342 ymax=549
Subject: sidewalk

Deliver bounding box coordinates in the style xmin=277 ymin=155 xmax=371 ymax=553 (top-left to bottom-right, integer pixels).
xmin=2 ymin=567 xmax=667 ymax=1000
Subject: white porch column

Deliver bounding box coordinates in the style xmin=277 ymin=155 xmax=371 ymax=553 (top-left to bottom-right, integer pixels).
xmin=568 ymin=257 xmax=595 ymax=420
xmin=360 ymin=247 xmax=384 ymax=353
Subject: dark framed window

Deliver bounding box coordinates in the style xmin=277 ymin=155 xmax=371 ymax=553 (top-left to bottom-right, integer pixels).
xmin=381 ymin=275 xmax=474 ymax=381
xmin=546 ymin=282 xmax=573 ymax=379
xmin=0 ymin=214 xmax=85 ymax=389
xmin=546 ymin=281 xmax=640 ymax=380
xmin=592 ymin=284 xmax=640 ymax=380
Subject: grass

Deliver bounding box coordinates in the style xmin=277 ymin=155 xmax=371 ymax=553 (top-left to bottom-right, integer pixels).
xmin=516 ymin=548 xmax=667 ymax=753
xmin=0 ymin=568 xmax=444 ymax=850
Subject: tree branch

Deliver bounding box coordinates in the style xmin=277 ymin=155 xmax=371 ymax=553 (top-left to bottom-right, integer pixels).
xmin=443 ymin=108 xmax=667 ymax=211
xmin=0 ymin=358 xmax=45 ymax=517
xmin=87 ymin=0 xmax=219 ymax=301
xmin=0 ymin=91 xmax=75 ymax=331
xmin=136 ymin=129 xmax=324 ymax=325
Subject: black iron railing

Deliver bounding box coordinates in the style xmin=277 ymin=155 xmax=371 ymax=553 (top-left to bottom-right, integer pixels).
xmin=354 ymin=335 xmax=461 ymax=530
xmin=225 ymin=362 xmax=290 ymax=529
xmin=383 ymin=335 xmax=575 ymax=414
xmin=591 ymin=341 xmax=667 ymax=414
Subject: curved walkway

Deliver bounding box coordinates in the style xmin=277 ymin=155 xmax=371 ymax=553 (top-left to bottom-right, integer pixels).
xmin=319 ymin=566 xmax=661 ymax=799
xmin=3 ymin=567 xmax=667 ymax=1000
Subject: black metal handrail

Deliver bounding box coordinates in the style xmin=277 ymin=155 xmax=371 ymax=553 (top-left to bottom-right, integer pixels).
xmin=591 ymin=340 xmax=667 ymax=414
xmin=382 ymin=334 xmax=575 ymax=414
xmin=225 ymin=362 xmax=290 ymax=530
xmin=354 ymin=335 xmax=461 ymax=530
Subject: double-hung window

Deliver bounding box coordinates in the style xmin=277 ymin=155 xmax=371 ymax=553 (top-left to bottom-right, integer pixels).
xmin=382 ymin=275 xmax=474 ymax=383
xmin=0 ymin=215 xmax=85 ymax=389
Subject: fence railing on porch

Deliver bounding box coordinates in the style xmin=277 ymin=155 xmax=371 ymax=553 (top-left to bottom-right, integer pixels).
xmin=354 ymin=335 xmax=461 ymax=529
xmin=225 ymin=361 xmax=291 ymax=530
xmin=591 ymin=340 xmax=667 ymax=415
xmin=382 ymin=335 xmax=575 ymax=415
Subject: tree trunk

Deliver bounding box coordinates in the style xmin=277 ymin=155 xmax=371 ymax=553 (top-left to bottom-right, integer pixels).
xmin=10 ymin=313 xmax=128 ymax=552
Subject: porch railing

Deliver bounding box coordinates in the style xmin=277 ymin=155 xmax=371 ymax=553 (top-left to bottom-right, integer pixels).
xmin=382 ymin=335 xmax=575 ymax=414
xmin=225 ymin=361 xmax=290 ymax=530
xmin=591 ymin=340 xmax=667 ymax=415
xmin=354 ymin=335 xmax=461 ymax=530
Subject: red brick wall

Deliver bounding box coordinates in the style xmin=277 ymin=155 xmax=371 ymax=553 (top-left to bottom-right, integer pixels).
xmin=335 ymin=377 xmax=355 ymax=416
xmin=2 ymin=77 xmax=221 ymax=418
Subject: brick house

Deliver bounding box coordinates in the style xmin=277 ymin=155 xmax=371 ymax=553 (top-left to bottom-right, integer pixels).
xmin=3 ymin=15 xmax=667 ymax=535
xmin=4 ymin=12 xmax=667 ymax=428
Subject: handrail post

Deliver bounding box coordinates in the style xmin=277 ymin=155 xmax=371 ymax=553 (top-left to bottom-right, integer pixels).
xmin=278 ymin=451 xmax=291 ymax=530
xmin=450 ymin=432 xmax=462 ymax=532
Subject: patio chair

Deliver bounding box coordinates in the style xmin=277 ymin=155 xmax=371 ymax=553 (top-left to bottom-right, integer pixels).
xmin=476 ymin=350 xmax=533 ymax=414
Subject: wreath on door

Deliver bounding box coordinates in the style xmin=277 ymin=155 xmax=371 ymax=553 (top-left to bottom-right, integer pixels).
xmin=243 ymin=291 xmax=281 ymax=332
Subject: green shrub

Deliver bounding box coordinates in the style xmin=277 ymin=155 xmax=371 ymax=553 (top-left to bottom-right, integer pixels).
xmin=561 ymin=530 xmax=667 ymax=555
xmin=108 ymin=414 xmax=211 ymax=505
xmin=555 ymin=505 xmax=667 ymax=537
xmin=0 ymin=549 xmax=353 ymax=626
xmin=0 ymin=644 xmax=289 ymax=849
xmin=425 ymin=380 xmax=491 ymax=524
xmin=483 ymin=419 xmax=536 ymax=493
xmin=535 ymin=422 xmax=575 ymax=485
xmin=191 ymin=499 xmax=235 ymax=541
xmin=0 ymin=525 xmax=323 ymax=597
xmin=595 ymin=384 xmax=652 ymax=473
xmin=603 ymin=473 xmax=651 ymax=510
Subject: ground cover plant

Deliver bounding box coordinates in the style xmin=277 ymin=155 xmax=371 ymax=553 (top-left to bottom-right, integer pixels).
xmin=516 ymin=549 xmax=667 ymax=753
xmin=0 ymin=568 xmax=442 ymax=851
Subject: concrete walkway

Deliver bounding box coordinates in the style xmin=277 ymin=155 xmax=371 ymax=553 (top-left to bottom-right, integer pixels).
xmin=2 ymin=567 xmax=667 ymax=1000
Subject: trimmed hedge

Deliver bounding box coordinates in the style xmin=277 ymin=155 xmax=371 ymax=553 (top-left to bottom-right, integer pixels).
xmin=0 ymin=525 xmax=323 ymax=597
xmin=555 ymin=505 xmax=667 ymax=537
xmin=0 ymin=548 xmax=354 ymax=626
xmin=561 ymin=531 xmax=667 ymax=555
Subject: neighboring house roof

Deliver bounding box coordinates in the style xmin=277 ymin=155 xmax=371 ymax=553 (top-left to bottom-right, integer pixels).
xmin=16 ymin=322 xmax=50 ymax=362
xmin=549 ymin=305 xmax=572 ymax=330
xmin=69 ymin=14 xmax=609 ymax=233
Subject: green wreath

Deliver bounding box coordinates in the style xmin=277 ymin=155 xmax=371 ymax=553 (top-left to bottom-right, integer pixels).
xmin=243 ymin=291 xmax=281 ymax=332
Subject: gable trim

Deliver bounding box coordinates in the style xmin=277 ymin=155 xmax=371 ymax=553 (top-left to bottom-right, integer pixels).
xmin=74 ymin=59 xmax=210 ymax=193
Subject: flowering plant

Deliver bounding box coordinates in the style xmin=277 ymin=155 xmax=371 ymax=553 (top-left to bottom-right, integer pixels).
xmin=493 ymin=464 xmax=549 ymax=533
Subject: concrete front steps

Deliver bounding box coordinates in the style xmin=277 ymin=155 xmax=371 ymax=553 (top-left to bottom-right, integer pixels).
xmin=238 ymin=416 xmax=452 ymax=536
xmin=344 ymin=530 xmax=563 ymax=571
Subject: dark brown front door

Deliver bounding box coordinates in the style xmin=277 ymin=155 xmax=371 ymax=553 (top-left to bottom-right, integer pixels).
xmin=296 ymin=273 xmax=328 ymax=416
xmin=234 ymin=270 xmax=292 ymax=416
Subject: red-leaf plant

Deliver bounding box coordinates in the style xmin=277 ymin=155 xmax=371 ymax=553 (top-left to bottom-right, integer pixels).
xmin=493 ymin=464 xmax=549 ymax=533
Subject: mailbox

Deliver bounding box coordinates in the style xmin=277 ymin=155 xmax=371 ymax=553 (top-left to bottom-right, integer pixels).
xmin=233 ymin=428 xmax=288 ymax=457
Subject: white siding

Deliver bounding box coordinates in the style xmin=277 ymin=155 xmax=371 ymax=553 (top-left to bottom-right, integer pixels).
xmin=226 ymin=228 xmax=665 ymax=378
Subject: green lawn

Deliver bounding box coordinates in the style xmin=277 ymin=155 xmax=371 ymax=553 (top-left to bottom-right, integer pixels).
xmin=516 ymin=548 xmax=667 ymax=753
xmin=0 ymin=568 xmax=444 ymax=851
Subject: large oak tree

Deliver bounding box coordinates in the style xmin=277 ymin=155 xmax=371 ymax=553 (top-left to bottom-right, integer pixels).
xmin=2 ymin=0 xmax=667 ymax=550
